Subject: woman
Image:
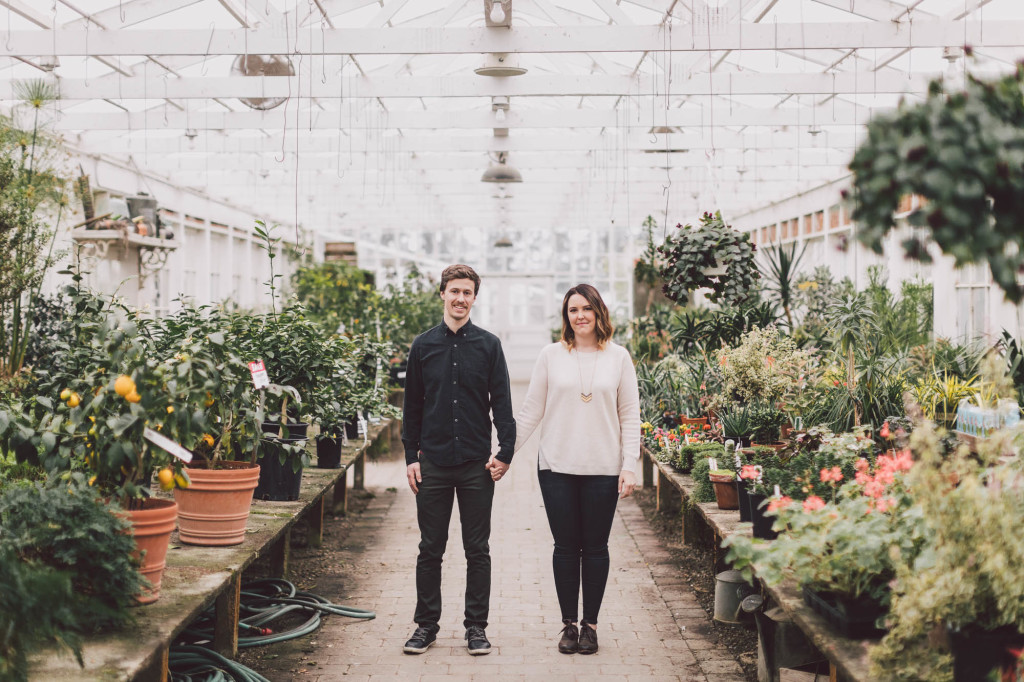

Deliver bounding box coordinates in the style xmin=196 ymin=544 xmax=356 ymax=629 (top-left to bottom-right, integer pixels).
xmin=507 ymin=283 xmax=641 ymax=655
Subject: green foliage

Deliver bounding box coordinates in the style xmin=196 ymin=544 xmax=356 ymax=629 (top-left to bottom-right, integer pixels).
xmin=672 ymin=442 xmax=723 ymax=474
xmin=0 ymin=477 xmax=146 ymax=680
xmin=689 ymin=455 xmax=716 ymax=504
xmin=760 ymin=242 xmax=806 ymax=329
xmin=850 ymin=65 xmax=1024 ymax=303
xmin=290 ymin=260 xmax=378 ymax=337
xmin=0 ymin=107 xmax=68 ymax=380
xmin=657 ymin=211 xmax=761 ymax=308
xmin=717 ymin=404 xmax=751 ymax=440
xmin=747 ymin=401 xmax=787 ymax=444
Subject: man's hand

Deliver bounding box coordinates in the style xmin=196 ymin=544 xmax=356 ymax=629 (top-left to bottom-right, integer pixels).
xmin=407 ymin=462 xmax=422 ymax=494
xmin=618 ymin=470 xmax=637 ymax=499
xmin=486 ymin=456 xmax=510 ymax=482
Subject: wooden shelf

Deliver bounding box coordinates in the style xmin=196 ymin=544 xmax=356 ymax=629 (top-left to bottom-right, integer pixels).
xmin=72 ymin=228 xmax=178 ymax=251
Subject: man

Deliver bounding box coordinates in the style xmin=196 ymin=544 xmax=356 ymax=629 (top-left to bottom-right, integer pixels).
xmin=401 ymin=264 xmax=515 ymax=656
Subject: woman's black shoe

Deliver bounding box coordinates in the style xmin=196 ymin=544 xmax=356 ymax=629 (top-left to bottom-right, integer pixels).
xmin=578 ymin=621 xmax=598 ymax=654
xmin=558 ymin=620 xmax=579 ymax=654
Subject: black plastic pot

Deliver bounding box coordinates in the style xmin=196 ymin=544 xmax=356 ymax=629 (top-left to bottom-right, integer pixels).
xmin=748 ymin=493 xmax=779 ymax=540
xmin=737 ymin=478 xmax=752 ymax=523
xmin=255 ymin=439 xmax=305 ymax=501
xmin=261 ymin=421 xmax=310 ymax=440
xmin=344 ymin=415 xmax=361 ymax=440
xmin=316 ymin=437 xmax=342 ymax=469
xmin=801 ymin=586 xmax=887 ymax=639
xmin=948 ymin=625 xmax=1024 ymax=681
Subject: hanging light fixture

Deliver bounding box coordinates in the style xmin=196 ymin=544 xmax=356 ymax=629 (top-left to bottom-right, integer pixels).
xmin=475 ymin=53 xmax=527 ymax=76
xmin=481 ymin=152 xmax=522 ymax=183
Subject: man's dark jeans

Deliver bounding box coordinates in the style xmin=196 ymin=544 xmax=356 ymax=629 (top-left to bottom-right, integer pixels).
xmin=414 ymin=456 xmax=495 ymax=630
xmin=537 ymin=469 xmax=619 ymax=624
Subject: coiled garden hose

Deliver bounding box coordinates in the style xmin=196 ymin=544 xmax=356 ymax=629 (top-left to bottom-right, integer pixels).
xmin=169 ymin=645 xmax=271 ymax=682
xmin=178 ymin=578 xmax=375 ymax=648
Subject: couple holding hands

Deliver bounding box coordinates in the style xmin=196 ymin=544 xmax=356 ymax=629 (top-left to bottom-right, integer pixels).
xmin=401 ymin=264 xmax=641 ymax=657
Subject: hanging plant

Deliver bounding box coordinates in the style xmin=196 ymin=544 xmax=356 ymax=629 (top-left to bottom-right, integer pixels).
xmin=657 ymin=211 xmax=760 ymax=307
xmin=849 ymin=61 xmax=1024 ymax=302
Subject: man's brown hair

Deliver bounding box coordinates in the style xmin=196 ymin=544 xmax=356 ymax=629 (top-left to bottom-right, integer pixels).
xmin=439 ymin=264 xmax=481 ymax=296
xmin=560 ymin=283 xmax=614 ymax=349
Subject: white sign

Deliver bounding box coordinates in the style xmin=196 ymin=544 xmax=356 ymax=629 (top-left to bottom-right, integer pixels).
xmin=143 ymin=427 xmax=193 ymax=463
xmin=248 ymin=360 xmax=270 ymax=389
xmin=709 ymin=457 xmax=718 ymax=471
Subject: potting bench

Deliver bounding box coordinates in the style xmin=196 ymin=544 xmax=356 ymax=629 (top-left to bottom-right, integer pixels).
xmin=28 ymin=419 xmax=394 ymax=682
xmin=642 ymin=446 xmax=875 ymax=682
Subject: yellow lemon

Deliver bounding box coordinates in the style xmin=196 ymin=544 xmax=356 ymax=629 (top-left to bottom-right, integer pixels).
xmin=60 ymin=388 xmax=71 ymax=401
xmin=125 ymin=390 xmax=141 ymax=404
xmin=67 ymin=392 xmax=81 ymax=408
xmin=88 ymin=475 xmax=97 ymax=486
xmin=174 ymin=472 xmax=190 ymax=489
xmin=114 ymin=374 xmax=135 ymax=397
xmin=201 ymin=434 xmax=215 ymax=447
xmin=166 ymin=405 xmax=174 ymax=414
xmin=157 ymin=468 xmax=175 ymax=491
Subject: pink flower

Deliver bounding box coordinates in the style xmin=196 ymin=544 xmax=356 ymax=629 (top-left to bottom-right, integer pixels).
xmin=855 ymin=458 xmax=870 ymax=473
xmin=802 ymin=496 xmax=826 ymax=512
xmin=767 ymin=496 xmax=793 ymax=512
xmin=864 ymin=481 xmax=885 ymax=499
xmin=893 ymin=449 xmax=914 ymax=472
xmin=740 ymin=465 xmax=760 ymax=481
xmin=820 ymin=466 xmax=843 ymax=483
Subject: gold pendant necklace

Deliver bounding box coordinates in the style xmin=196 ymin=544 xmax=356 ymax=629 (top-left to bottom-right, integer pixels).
xmin=576 ymin=349 xmax=597 ymax=403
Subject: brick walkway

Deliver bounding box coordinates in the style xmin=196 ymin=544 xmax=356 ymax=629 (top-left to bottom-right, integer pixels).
xmin=307 ymin=386 xmax=747 ymax=682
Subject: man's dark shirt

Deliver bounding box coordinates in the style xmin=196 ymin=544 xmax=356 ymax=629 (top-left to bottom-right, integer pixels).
xmin=402 ymin=319 xmax=516 ymax=467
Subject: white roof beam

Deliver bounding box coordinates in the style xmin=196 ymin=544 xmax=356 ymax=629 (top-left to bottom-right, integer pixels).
xmin=33 ymin=70 xmax=941 ymax=100
xmin=76 ymin=130 xmax=862 ymax=155
xmin=8 ymin=21 xmax=1019 ymax=56
xmin=50 ymin=102 xmax=906 ymax=130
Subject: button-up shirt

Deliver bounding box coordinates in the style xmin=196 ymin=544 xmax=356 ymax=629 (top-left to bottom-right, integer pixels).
xmin=402 ymin=319 xmax=516 ymax=467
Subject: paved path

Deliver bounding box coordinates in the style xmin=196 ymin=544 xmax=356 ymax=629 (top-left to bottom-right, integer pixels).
xmin=306 ymin=384 xmax=747 ymax=681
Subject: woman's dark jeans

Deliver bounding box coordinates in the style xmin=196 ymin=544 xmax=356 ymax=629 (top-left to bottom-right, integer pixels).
xmin=537 ymin=469 xmax=620 ymax=624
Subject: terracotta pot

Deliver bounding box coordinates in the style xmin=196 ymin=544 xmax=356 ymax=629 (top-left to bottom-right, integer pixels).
xmin=709 ymin=472 xmax=739 ymax=510
xmin=124 ymin=498 xmax=178 ymax=604
xmin=174 ymin=461 xmax=260 ymax=546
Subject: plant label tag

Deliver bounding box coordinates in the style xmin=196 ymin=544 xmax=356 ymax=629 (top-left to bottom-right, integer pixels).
xmin=684 ymin=434 xmax=690 ymax=444
xmin=774 ymin=485 xmax=781 ymax=497
xmin=359 ymin=416 xmax=369 ymax=445
xmin=143 ymin=427 xmax=193 ymax=463
xmin=248 ymin=360 xmax=270 ymax=389
xmin=709 ymin=458 xmax=718 ymax=471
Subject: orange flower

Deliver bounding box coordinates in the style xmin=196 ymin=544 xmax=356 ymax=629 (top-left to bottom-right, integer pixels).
xmin=767 ymin=496 xmax=793 ymax=512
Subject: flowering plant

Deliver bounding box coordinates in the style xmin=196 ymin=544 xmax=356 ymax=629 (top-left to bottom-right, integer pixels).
xmin=724 ymin=449 xmax=921 ymax=610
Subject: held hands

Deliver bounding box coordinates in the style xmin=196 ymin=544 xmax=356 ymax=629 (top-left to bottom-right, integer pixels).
xmin=486 ymin=455 xmax=510 ymax=482
xmin=618 ymin=470 xmax=637 ymax=499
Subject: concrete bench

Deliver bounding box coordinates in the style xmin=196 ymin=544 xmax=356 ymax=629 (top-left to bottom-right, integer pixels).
xmin=642 ymin=445 xmax=874 ymax=682
xmin=29 ymin=419 xmax=395 ymax=681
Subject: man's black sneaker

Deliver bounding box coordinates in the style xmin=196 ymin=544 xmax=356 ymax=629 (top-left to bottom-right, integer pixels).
xmin=403 ymin=626 xmax=437 ymax=654
xmin=578 ymin=621 xmax=598 ymax=654
xmin=465 ymin=625 xmax=491 ymax=655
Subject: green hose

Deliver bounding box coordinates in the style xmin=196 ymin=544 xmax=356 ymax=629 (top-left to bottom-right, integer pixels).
xmin=178 ymin=578 xmax=375 ymax=649
xmin=169 ymin=645 xmax=271 ymax=682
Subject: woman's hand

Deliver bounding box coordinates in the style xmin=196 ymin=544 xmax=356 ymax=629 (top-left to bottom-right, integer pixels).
xmin=618 ymin=470 xmax=637 ymax=499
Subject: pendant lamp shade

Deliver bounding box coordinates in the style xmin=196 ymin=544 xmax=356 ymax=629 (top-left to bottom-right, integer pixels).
xmin=481 ymin=163 xmax=523 ymax=183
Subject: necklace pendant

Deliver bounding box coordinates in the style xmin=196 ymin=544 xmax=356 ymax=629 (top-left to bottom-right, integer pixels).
xmin=580 ymin=392 xmax=593 ymax=403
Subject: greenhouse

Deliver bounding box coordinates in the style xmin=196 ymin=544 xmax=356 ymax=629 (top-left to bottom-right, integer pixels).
xmin=2 ymin=0 xmax=1024 ymax=680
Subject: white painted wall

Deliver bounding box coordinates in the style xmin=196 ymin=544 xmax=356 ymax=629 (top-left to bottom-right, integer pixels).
xmin=43 ymin=149 xmax=305 ymax=314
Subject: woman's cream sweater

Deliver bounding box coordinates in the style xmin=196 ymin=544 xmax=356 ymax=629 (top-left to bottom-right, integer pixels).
xmin=513 ymin=341 xmax=641 ymax=476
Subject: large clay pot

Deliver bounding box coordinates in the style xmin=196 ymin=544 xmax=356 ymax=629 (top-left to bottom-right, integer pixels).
xmin=174 ymin=461 xmax=260 ymax=546
xmin=125 ymin=498 xmax=178 ymax=604
xmin=709 ymin=471 xmax=739 ymax=510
